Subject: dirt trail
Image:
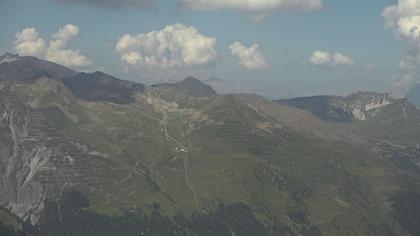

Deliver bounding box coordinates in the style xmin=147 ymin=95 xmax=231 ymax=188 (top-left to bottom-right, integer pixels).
xmin=108 ymin=101 xmax=199 ymax=207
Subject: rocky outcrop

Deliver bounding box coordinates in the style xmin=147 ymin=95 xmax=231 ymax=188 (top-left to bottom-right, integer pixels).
xmin=337 ymin=92 xmax=392 ymax=120
xmin=0 ymin=90 xmax=47 ymax=223
xmin=0 ymin=53 xmax=19 ymax=64
xmin=0 ymin=89 xmax=93 ymax=224
xmin=279 ymin=92 xmax=393 ymax=122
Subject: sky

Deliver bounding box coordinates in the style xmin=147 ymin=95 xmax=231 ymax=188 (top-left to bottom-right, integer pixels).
xmin=1 ymin=0 xmax=420 ymax=98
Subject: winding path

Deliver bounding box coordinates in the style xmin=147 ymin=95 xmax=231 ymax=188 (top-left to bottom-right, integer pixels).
xmin=108 ymin=101 xmax=200 ymax=207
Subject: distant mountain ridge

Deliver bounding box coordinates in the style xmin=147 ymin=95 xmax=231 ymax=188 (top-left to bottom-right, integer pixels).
xmin=0 ymin=53 xmax=19 ymax=64
xmin=0 ymin=53 xmax=216 ymax=103
xmin=279 ymin=92 xmax=394 ymax=122
xmin=0 ymin=53 xmax=77 ymax=81
xmin=62 ymin=71 xmax=145 ymax=104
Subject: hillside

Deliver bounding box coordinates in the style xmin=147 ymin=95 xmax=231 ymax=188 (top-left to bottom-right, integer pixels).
xmin=0 ymin=54 xmax=420 ymax=236
xmin=62 ymin=71 xmax=145 ymax=104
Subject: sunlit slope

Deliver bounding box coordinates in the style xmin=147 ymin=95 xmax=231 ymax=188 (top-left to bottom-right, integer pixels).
xmin=2 ymin=76 xmax=416 ymax=235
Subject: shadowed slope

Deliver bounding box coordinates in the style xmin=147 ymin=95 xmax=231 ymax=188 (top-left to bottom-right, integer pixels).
xmin=62 ymin=71 xmax=145 ymax=104
xmin=0 ymin=53 xmax=77 ymax=81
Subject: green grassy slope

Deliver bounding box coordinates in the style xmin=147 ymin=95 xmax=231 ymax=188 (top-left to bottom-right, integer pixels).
xmin=1 ymin=77 xmax=419 ymax=235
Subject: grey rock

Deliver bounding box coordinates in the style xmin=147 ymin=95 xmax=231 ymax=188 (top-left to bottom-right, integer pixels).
xmin=279 ymin=92 xmax=393 ymax=122
xmin=0 ymin=89 xmax=93 ymax=224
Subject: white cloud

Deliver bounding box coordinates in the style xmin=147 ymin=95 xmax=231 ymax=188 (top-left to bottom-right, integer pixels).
xmin=310 ymin=50 xmax=330 ymax=66
xmin=121 ymin=51 xmax=142 ymax=65
xmin=14 ymin=28 xmax=46 ymax=57
xmin=45 ymin=24 xmax=91 ymax=68
xmin=181 ymin=0 xmax=323 ymax=20
xmin=383 ymin=0 xmax=420 ymax=40
xmin=383 ymin=0 xmax=420 ymax=69
xmin=390 ymin=73 xmax=417 ymax=98
xmin=310 ymin=50 xmax=354 ymax=69
xmin=49 ymin=24 xmax=80 ymax=50
xmin=333 ymin=53 xmax=354 ymax=66
xmin=14 ymin=25 xmax=91 ymax=69
xmin=229 ymin=42 xmax=268 ymax=70
xmin=115 ymin=23 xmax=218 ymax=69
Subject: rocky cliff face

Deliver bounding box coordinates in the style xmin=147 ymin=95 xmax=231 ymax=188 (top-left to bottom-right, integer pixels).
xmin=0 ymin=53 xmax=19 ymax=64
xmin=0 ymin=90 xmax=46 ymax=222
xmin=279 ymin=92 xmax=393 ymax=122
xmin=0 ymin=89 xmax=93 ymax=224
xmin=336 ymin=92 xmax=392 ymax=120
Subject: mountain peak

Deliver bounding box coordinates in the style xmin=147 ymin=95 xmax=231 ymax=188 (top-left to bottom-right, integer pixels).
xmin=92 ymin=71 xmax=108 ymax=76
xmin=181 ymin=76 xmax=202 ymax=84
xmin=0 ymin=54 xmax=76 ymax=81
xmin=0 ymin=52 xmax=19 ymax=64
xmin=152 ymin=76 xmax=217 ymax=97
xmin=177 ymin=76 xmax=217 ymax=97
xmin=62 ymin=71 xmax=144 ymax=104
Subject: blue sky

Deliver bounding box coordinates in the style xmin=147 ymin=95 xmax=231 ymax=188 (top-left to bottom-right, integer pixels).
xmin=0 ymin=0 xmax=418 ymax=97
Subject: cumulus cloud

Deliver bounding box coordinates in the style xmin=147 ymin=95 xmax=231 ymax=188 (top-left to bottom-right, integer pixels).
xmin=229 ymin=42 xmax=268 ymax=70
xmin=115 ymin=23 xmax=218 ymax=69
xmin=14 ymin=28 xmax=46 ymax=57
xmin=181 ymin=0 xmax=323 ymax=20
xmin=121 ymin=51 xmax=142 ymax=65
xmin=310 ymin=50 xmax=354 ymax=69
xmin=53 ymin=0 xmax=156 ymax=9
xmin=383 ymin=0 xmax=420 ymax=69
xmin=45 ymin=24 xmax=91 ymax=68
xmin=310 ymin=50 xmax=330 ymax=66
xmin=14 ymin=25 xmax=91 ymax=69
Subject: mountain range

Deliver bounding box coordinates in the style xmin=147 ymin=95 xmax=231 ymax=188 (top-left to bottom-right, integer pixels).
xmin=203 ymin=76 xmax=296 ymax=100
xmin=0 ymin=53 xmax=420 ymax=236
